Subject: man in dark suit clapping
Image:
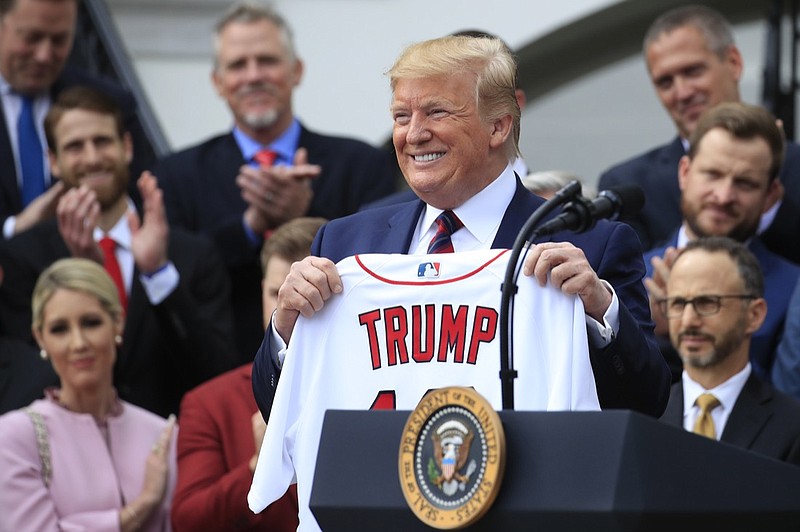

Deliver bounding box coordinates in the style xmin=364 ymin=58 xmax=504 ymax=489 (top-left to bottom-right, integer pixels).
xmin=154 ymin=3 xmax=398 ymax=358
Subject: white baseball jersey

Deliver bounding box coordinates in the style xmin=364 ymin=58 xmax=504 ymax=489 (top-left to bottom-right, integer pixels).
xmin=248 ymin=249 xmax=600 ymax=530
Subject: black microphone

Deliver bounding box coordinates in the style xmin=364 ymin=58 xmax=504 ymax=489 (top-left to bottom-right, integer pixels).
xmin=534 ymin=184 xmax=644 ymax=236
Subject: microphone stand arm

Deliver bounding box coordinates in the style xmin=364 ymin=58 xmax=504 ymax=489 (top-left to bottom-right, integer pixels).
xmin=499 ymin=181 xmax=581 ymax=410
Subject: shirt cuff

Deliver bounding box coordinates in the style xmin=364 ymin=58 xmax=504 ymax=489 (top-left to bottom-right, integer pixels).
xmin=242 ymin=217 xmax=263 ymax=247
xmin=3 ymin=216 xmax=16 ymax=239
xmin=139 ymin=261 xmax=179 ymax=305
xmin=585 ymin=280 xmax=619 ymax=347
xmin=269 ymin=313 xmax=289 ymax=369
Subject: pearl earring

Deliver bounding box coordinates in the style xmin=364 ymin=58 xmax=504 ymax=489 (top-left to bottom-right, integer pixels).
xmin=40 ymin=349 xmax=48 ymax=360
xmin=115 ymin=335 xmax=123 ymax=345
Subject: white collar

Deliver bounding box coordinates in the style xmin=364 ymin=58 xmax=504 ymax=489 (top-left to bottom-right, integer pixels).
xmin=682 ymin=362 xmax=751 ymax=416
xmin=416 ymin=164 xmax=517 ymax=250
xmin=92 ymin=198 xmax=136 ymax=249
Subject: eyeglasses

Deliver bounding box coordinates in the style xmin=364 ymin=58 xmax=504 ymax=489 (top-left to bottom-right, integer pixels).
xmin=657 ymin=294 xmax=757 ymax=319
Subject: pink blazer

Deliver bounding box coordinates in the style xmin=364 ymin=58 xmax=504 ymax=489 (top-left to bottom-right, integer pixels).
xmin=0 ymin=397 xmax=177 ymax=531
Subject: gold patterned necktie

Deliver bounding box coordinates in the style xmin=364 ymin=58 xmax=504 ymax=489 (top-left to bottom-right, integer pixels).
xmin=692 ymin=393 xmax=720 ymax=439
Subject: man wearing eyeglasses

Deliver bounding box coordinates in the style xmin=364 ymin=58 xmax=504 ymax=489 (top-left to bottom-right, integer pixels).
xmin=644 ymin=102 xmax=800 ymax=385
xmin=658 ymin=237 xmax=800 ymax=465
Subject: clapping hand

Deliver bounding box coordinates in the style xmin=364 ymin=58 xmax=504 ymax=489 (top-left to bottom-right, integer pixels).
xmin=644 ymin=246 xmax=680 ymax=336
xmin=238 ymin=147 xmax=320 ymax=235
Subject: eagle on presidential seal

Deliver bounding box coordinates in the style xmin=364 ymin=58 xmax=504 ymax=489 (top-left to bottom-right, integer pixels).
xmin=429 ymin=419 xmax=477 ymax=496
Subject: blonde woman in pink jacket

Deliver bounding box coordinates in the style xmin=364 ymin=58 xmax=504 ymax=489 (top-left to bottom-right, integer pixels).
xmin=0 ymin=258 xmax=176 ymax=531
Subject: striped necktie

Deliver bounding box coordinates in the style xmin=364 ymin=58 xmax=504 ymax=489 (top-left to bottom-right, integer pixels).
xmin=427 ymin=210 xmax=463 ymax=254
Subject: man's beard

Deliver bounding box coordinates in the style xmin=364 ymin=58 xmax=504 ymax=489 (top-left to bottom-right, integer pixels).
xmin=678 ymin=319 xmax=747 ymax=369
xmin=682 ymin=197 xmax=759 ymax=242
xmin=243 ymin=108 xmax=279 ymax=130
xmin=237 ymin=82 xmax=280 ymax=130
xmin=73 ymin=166 xmax=129 ymax=211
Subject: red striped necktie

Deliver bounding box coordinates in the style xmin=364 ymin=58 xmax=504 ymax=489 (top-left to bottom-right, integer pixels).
xmin=427 ymin=210 xmax=463 ymax=254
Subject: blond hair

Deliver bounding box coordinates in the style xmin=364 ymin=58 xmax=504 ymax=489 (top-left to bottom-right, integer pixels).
xmin=388 ymin=35 xmax=520 ymax=161
xmin=32 ymin=258 xmax=122 ymax=333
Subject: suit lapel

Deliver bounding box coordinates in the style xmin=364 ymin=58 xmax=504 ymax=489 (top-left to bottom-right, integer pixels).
xmin=217 ymin=134 xmax=249 ymax=208
xmin=493 ymin=178 xmax=548 ymax=248
xmin=657 ymin=137 xmax=685 ymax=208
xmin=385 ymin=201 xmax=425 ymax=253
xmin=721 ymin=374 xmax=774 ymax=449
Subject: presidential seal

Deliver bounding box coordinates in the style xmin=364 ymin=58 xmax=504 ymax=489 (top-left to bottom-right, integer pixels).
xmin=398 ymin=387 xmax=505 ymax=529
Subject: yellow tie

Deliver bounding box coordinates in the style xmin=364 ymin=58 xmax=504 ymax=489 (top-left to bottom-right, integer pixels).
xmin=693 ymin=393 xmax=720 ymax=439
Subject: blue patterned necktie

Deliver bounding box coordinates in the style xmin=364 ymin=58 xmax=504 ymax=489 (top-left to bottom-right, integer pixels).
xmin=18 ymin=96 xmax=45 ymax=207
xmin=427 ymin=210 xmax=463 ymax=254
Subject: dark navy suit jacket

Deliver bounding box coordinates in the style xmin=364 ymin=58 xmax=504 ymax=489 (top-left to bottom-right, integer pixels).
xmin=599 ymin=137 xmax=800 ymax=264
xmin=645 ymin=234 xmax=800 ymax=383
xmin=252 ymin=178 xmax=672 ymax=419
xmin=155 ymin=125 xmax=398 ymax=359
xmin=660 ymin=375 xmax=800 ymax=465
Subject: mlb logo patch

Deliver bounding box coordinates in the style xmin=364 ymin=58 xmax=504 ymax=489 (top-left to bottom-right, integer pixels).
xmin=417 ymin=262 xmax=440 ymax=278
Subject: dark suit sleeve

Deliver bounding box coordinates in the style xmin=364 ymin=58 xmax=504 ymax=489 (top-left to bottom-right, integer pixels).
xmin=251 ymin=231 xmax=328 ymax=419
xmin=302 ymin=130 xmax=399 ymax=220
xmin=0 ymin=240 xmax=38 ymax=343
xmin=252 ymin=331 xmax=282 ymax=420
xmin=154 ymin=153 xmax=259 ymax=270
xmin=341 ymin=145 xmax=399 ymax=210
xmin=0 ymin=338 xmax=58 ymax=415
xmin=598 ymin=169 xmax=653 ymax=251
xmin=154 ymin=232 xmax=238 ymax=384
xmin=587 ymin=222 xmax=672 ymax=417
xmin=773 ymin=280 xmax=800 ymax=399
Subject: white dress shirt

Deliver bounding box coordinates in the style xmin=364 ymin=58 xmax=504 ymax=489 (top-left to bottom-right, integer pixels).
xmin=682 ymin=363 xmax=751 ymax=440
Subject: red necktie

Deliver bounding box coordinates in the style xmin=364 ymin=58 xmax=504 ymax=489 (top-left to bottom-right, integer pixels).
xmin=99 ymin=237 xmax=127 ymax=311
xmin=427 ymin=210 xmax=463 ymax=254
xmin=254 ymin=148 xmax=277 ymax=167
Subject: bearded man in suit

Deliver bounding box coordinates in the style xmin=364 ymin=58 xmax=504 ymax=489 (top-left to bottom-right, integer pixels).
xmin=658 ymin=236 xmax=800 ymax=465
